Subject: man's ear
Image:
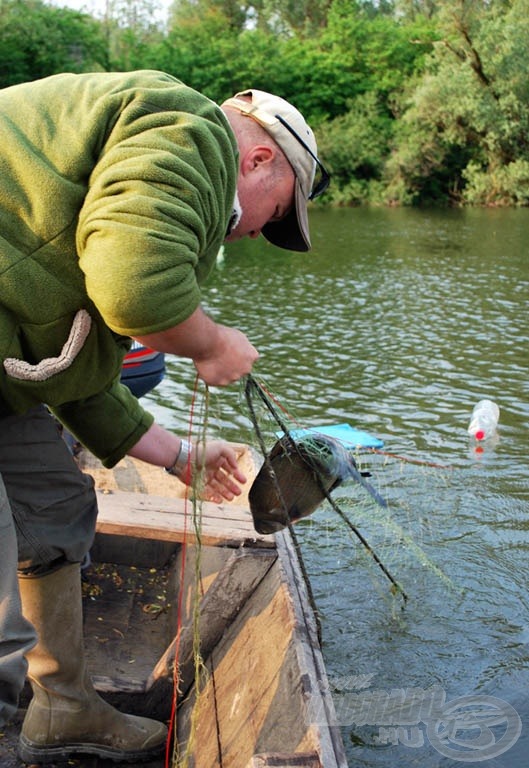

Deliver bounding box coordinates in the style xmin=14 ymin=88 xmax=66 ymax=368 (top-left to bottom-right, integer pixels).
xmin=240 ymin=145 xmax=274 ymax=175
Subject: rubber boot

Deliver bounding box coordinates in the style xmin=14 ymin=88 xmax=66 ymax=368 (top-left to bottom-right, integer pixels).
xmin=17 ymin=563 xmax=167 ymax=763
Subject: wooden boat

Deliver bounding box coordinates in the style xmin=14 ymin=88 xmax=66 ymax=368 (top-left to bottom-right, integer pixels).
xmin=76 ymin=443 xmax=349 ymax=768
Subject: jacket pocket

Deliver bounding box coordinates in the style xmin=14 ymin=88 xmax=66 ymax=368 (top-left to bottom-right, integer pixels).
xmin=4 ymin=310 xmax=91 ymax=382
xmin=1 ymin=310 xmax=127 ymax=412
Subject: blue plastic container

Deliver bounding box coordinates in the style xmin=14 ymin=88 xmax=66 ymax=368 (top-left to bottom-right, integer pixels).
xmin=276 ymin=423 xmax=384 ymax=450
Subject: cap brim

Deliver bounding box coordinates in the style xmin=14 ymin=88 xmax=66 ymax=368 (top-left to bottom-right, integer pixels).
xmin=262 ymin=179 xmax=311 ymax=252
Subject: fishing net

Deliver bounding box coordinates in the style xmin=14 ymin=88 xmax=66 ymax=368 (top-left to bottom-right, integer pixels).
xmin=327 ymin=449 xmax=458 ymax=600
xmin=160 ymin=373 xmax=457 ymax=605
xmin=241 ymin=374 xmax=466 ymax=609
xmin=244 ymin=375 xmax=410 ymax=603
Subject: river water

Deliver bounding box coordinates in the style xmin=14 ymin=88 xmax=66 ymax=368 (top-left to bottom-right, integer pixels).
xmin=145 ymin=207 xmax=529 ymax=767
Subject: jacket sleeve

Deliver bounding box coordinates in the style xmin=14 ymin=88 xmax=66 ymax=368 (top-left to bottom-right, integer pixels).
xmin=76 ymin=84 xmax=237 ymax=337
xmin=52 ymin=379 xmax=154 ymax=468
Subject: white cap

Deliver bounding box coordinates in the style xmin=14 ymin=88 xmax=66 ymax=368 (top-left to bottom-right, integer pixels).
xmin=223 ymin=89 xmax=328 ymax=252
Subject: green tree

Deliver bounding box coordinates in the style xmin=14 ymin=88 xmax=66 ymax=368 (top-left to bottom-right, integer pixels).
xmin=254 ymin=0 xmax=333 ymax=35
xmin=168 ymin=0 xmax=246 ymax=32
xmin=385 ymin=0 xmax=529 ymax=205
xmin=152 ymin=7 xmax=241 ymax=98
xmin=301 ymin=0 xmax=436 ymax=203
xmin=317 ymin=91 xmax=393 ymax=204
xmin=89 ymin=0 xmax=166 ymax=70
xmin=168 ymin=0 xmax=333 ymax=36
xmin=0 ymin=0 xmax=107 ymax=87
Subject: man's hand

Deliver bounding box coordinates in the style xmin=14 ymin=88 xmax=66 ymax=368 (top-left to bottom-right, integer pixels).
xmin=185 ymin=440 xmax=248 ymax=502
xmin=193 ymin=325 xmax=258 ymax=386
xmin=128 ymin=426 xmax=248 ymax=503
xmin=134 ymin=307 xmax=259 ymax=386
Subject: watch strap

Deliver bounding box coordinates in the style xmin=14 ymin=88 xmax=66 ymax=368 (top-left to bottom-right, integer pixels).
xmin=165 ymin=439 xmax=192 ymax=477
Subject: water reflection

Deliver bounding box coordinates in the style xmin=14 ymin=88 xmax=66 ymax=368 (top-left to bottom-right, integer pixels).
xmin=144 ymin=207 xmax=529 ymax=767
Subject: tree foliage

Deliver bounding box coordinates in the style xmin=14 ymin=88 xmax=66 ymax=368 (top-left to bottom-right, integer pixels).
xmin=0 ymin=0 xmax=107 ymax=85
xmin=1 ymin=0 xmax=528 ymax=206
xmin=385 ymin=0 xmax=529 ymax=205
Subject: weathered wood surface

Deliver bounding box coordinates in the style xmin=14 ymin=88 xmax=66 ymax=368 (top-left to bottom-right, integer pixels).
xmin=79 ymin=443 xmax=257 ymax=503
xmin=176 ymin=533 xmax=348 ymax=768
xmin=147 ymin=548 xmax=277 ymax=699
xmin=247 ymin=754 xmax=322 ymax=767
xmin=93 ymin=488 xmax=275 ymax=548
xmin=81 ymin=445 xmax=275 ymax=548
xmin=83 ymin=561 xmax=176 ymax=698
xmin=274 ymin=532 xmax=348 ymax=767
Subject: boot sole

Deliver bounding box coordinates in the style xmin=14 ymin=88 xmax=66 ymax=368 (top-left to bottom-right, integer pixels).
xmin=18 ymin=734 xmax=166 ymax=763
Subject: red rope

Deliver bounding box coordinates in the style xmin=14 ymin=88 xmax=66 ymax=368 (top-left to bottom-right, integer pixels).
xmin=164 ymin=374 xmax=201 ymax=768
xmin=254 ymin=377 xmax=303 ymax=427
xmin=369 ymin=448 xmax=452 ymax=470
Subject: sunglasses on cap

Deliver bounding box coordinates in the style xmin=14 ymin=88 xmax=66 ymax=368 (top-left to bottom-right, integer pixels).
xmin=275 ymin=114 xmax=331 ymax=201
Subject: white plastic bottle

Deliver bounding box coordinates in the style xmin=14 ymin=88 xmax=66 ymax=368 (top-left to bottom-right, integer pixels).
xmin=467 ymin=399 xmax=500 ymax=441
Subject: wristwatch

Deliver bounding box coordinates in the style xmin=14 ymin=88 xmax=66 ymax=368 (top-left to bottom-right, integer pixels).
xmin=165 ymin=439 xmax=192 ymax=478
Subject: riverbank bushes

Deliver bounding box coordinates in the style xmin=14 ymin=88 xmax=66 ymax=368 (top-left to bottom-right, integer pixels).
xmin=2 ymin=0 xmax=528 ymax=207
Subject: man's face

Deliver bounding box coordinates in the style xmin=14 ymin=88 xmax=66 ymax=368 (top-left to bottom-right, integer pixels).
xmin=225 ymin=146 xmax=295 ymax=243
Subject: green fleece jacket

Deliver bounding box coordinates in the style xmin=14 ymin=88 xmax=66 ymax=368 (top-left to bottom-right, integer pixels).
xmin=0 ymin=70 xmax=238 ymax=466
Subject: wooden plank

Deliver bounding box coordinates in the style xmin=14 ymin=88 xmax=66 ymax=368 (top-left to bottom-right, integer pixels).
xmin=176 ymin=529 xmax=350 ymax=767
xmin=90 ymin=674 xmax=145 ymax=695
xmin=176 ymin=656 xmax=220 ymax=768
xmin=82 ymin=560 xmax=177 ymax=706
xmin=274 ymin=532 xmax=349 ymax=768
xmin=142 ymin=548 xmax=277 ymax=718
xmin=179 ymin=563 xmax=322 ymax=767
xmin=94 ymin=489 xmax=275 ymax=548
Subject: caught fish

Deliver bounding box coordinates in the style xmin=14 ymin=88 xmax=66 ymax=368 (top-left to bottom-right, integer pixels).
xmin=249 ymin=433 xmax=385 ymax=535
